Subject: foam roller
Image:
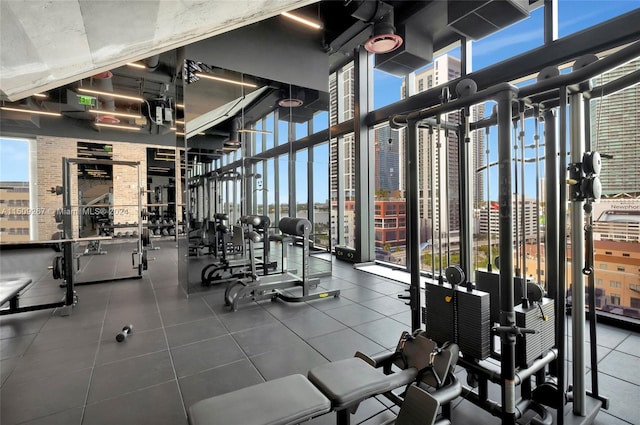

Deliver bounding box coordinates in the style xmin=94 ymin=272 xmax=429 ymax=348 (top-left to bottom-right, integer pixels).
xmin=256 ymin=215 xmax=271 ymax=229
xmin=278 ymin=217 xmax=311 ymax=236
xmin=247 ymin=231 xmax=262 ymax=243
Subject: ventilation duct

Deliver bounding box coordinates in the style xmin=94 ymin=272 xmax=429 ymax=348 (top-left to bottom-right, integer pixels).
xmin=278 ymin=87 xmax=305 ymax=108
xmin=351 ymin=1 xmax=403 ymax=54
xmin=447 ymin=0 xmax=529 ymax=40
xmin=144 ymin=55 xmax=160 ymax=72
xmin=91 ymin=71 xmax=119 ymax=124
xmin=374 ymin=22 xmax=433 ymax=77
xmin=226 ymin=117 xmax=241 ymax=146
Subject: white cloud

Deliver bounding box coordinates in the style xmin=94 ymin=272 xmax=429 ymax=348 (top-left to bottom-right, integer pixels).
xmin=473 ymin=28 xmax=542 ymax=57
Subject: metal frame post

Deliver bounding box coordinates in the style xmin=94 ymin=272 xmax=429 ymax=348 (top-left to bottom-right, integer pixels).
xmin=407 ymin=118 xmax=421 ymax=331
xmin=569 ymin=90 xmax=587 ymax=416
xmin=497 ymin=91 xmax=517 ymax=425
xmin=354 ymin=47 xmax=375 ymax=262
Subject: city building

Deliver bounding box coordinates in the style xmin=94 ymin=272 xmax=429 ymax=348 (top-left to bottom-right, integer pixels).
xmin=591 ymin=57 xmax=640 ymax=196
xmin=478 ymin=196 xmax=539 ymax=241
xmin=0 ymin=182 xmax=30 ymax=242
xmin=400 ymin=55 xmax=485 ymax=240
xmin=374 ymin=125 xmax=400 ymax=192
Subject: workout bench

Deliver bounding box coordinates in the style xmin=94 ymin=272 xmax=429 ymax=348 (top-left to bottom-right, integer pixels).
xmin=0 ymin=278 xmax=33 ymax=314
xmin=188 ymin=332 xmax=460 ymax=425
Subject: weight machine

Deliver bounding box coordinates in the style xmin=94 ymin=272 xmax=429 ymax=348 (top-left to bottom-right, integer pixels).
xmin=51 ymin=158 xmax=152 ymax=288
xmin=224 ymin=217 xmax=339 ymax=311
xmin=391 ymin=40 xmax=640 ymax=425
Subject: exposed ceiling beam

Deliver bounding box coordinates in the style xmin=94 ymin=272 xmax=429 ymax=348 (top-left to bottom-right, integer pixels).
xmin=0 ymin=0 xmax=318 ymax=101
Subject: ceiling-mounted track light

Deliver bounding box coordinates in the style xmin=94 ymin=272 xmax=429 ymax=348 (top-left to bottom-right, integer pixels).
xmin=364 ymin=7 xmax=402 ymax=54
xmin=0 ymin=106 xmax=61 ymax=117
xmin=281 ymin=11 xmax=322 ymax=29
xmin=238 ymin=128 xmax=272 ymax=134
xmin=95 ymin=122 xmax=141 ymax=131
xmin=195 ymin=73 xmax=257 ymax=88
xmin=126 ymin=62 xmax=146 ymax=69
xmin=89 ymin=110 xmax=142 ymax=119
xmin=78 ymin=88 xmax=144 ymax=102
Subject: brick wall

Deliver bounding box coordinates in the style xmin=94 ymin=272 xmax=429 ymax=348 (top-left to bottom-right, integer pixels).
xmin=36 ymin=136 xmax=77 ymax=239
xmin=112 ymin=143 xmax=146 ymax=228
xmin=34 ymin=136 xmax=171 ymax=240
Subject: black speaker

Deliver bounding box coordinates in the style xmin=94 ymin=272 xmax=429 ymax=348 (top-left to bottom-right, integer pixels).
xmin=334 ymin=246 xmax=359 ymax=263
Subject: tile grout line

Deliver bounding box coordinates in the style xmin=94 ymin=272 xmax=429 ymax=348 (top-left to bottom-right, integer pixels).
xmin=79 ymin=284 xmax=113 ymax=425
xmin=200 ymin=295 xmax=269 ymax=382
xmin=148 ymin=273 xmax=190 ymax=422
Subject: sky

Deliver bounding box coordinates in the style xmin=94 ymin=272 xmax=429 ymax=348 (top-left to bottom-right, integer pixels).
xmin=2 ymin=1 xmax=638 ymax=202
xmin=0 ymin=138 xmax=29 ymax=181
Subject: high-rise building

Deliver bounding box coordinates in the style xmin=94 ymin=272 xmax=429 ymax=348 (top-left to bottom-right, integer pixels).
xmin=591 ymin=57 xmax=640 ymax=196
xmin=374 ymin=125 xmax=400 ymax=192
xmin=0 ymin=181 xmax=31 ymax=242
xmin=400 ymin=55 xmax=485 ymax=240
xmin=478 ymin=196 xmax=539 ymax=241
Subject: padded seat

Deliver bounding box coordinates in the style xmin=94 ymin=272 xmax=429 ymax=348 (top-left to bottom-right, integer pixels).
xmin=188 ymin=374 xmax=330 ymax=425
xmin=308 ymin=357 xmax=417 ymax=409
xmin=0 ymin=278 xmax=31 ymax=305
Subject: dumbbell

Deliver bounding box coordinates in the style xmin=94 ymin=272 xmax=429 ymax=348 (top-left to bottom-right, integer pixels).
xmin=116 ymin=324 xmax=133 ymax=342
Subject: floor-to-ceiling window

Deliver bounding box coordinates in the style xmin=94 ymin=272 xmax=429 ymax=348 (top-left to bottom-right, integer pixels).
xmin=295 ymin=149 xmax=308 ymax=219
xmin=312 ymin=142 xmax=330 ymax=250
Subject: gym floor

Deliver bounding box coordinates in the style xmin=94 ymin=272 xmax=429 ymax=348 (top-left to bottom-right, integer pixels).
xmin=1 ymin=242 xmax=638 ymax=424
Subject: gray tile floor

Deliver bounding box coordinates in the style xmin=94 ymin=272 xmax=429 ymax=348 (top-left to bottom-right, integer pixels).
xmin=1 ymin=243 xmax=638 ymax=424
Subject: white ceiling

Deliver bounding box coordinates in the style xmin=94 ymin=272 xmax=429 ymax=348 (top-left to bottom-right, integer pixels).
xmin=0 ymin=0 xmax=317 ymax=101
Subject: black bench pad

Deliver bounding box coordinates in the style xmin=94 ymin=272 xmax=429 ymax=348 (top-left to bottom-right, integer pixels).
xmin=0 ymin=278 xmax=32 ymax=305
xmin=188 ymin=374 xmax=330 ymax=425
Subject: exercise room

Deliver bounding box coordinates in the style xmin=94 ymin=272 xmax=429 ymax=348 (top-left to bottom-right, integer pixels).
xmin=1 ymin=1 xmax=639 ymax=424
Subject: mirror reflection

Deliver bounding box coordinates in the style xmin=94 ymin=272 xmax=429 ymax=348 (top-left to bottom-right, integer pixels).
xmin=180 ymin=62 xmax=333 ymax=305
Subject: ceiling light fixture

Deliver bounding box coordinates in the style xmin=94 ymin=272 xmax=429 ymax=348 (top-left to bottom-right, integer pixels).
xmin=95 ymin=122 xmax=141 ymax=131
xmin=0 ymin=106 xmax=61 ymax=117
xmin=195 ymin=73 xmax=257 ymax=88
xmin=78 ymin=88 xmax=144 ymax=102
xmin=126 ymin=62 xmax=146 ymax=69
xmin=175 ymin=120 xmax=185 ymax=124
xmin=176 ymin=103 xmax=184 ymax=109
xmin=278 ymin=98 xmax=304 ymax=108
xmin=89 ymin=110 xmax=142 ymax=119
xmin=33 ymin=93 xmax=48 ymax=98
xmin=281 ymin=11 xmax=322 ymax=29
xmin=238 ymin=128 xmax=272 ymax=134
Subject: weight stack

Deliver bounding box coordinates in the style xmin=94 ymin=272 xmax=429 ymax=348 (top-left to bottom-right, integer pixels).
xmin=456 ymin=287 xmax=491 ymax=360
xmin=425 ymin=282 xmax=456 ymax=346
xmin=515 ymin=297 xmax=556 ymax=368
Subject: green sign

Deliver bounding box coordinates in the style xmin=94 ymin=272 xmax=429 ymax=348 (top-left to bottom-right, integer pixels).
xmin=78 ymin=95 xmax=95 ymax=106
